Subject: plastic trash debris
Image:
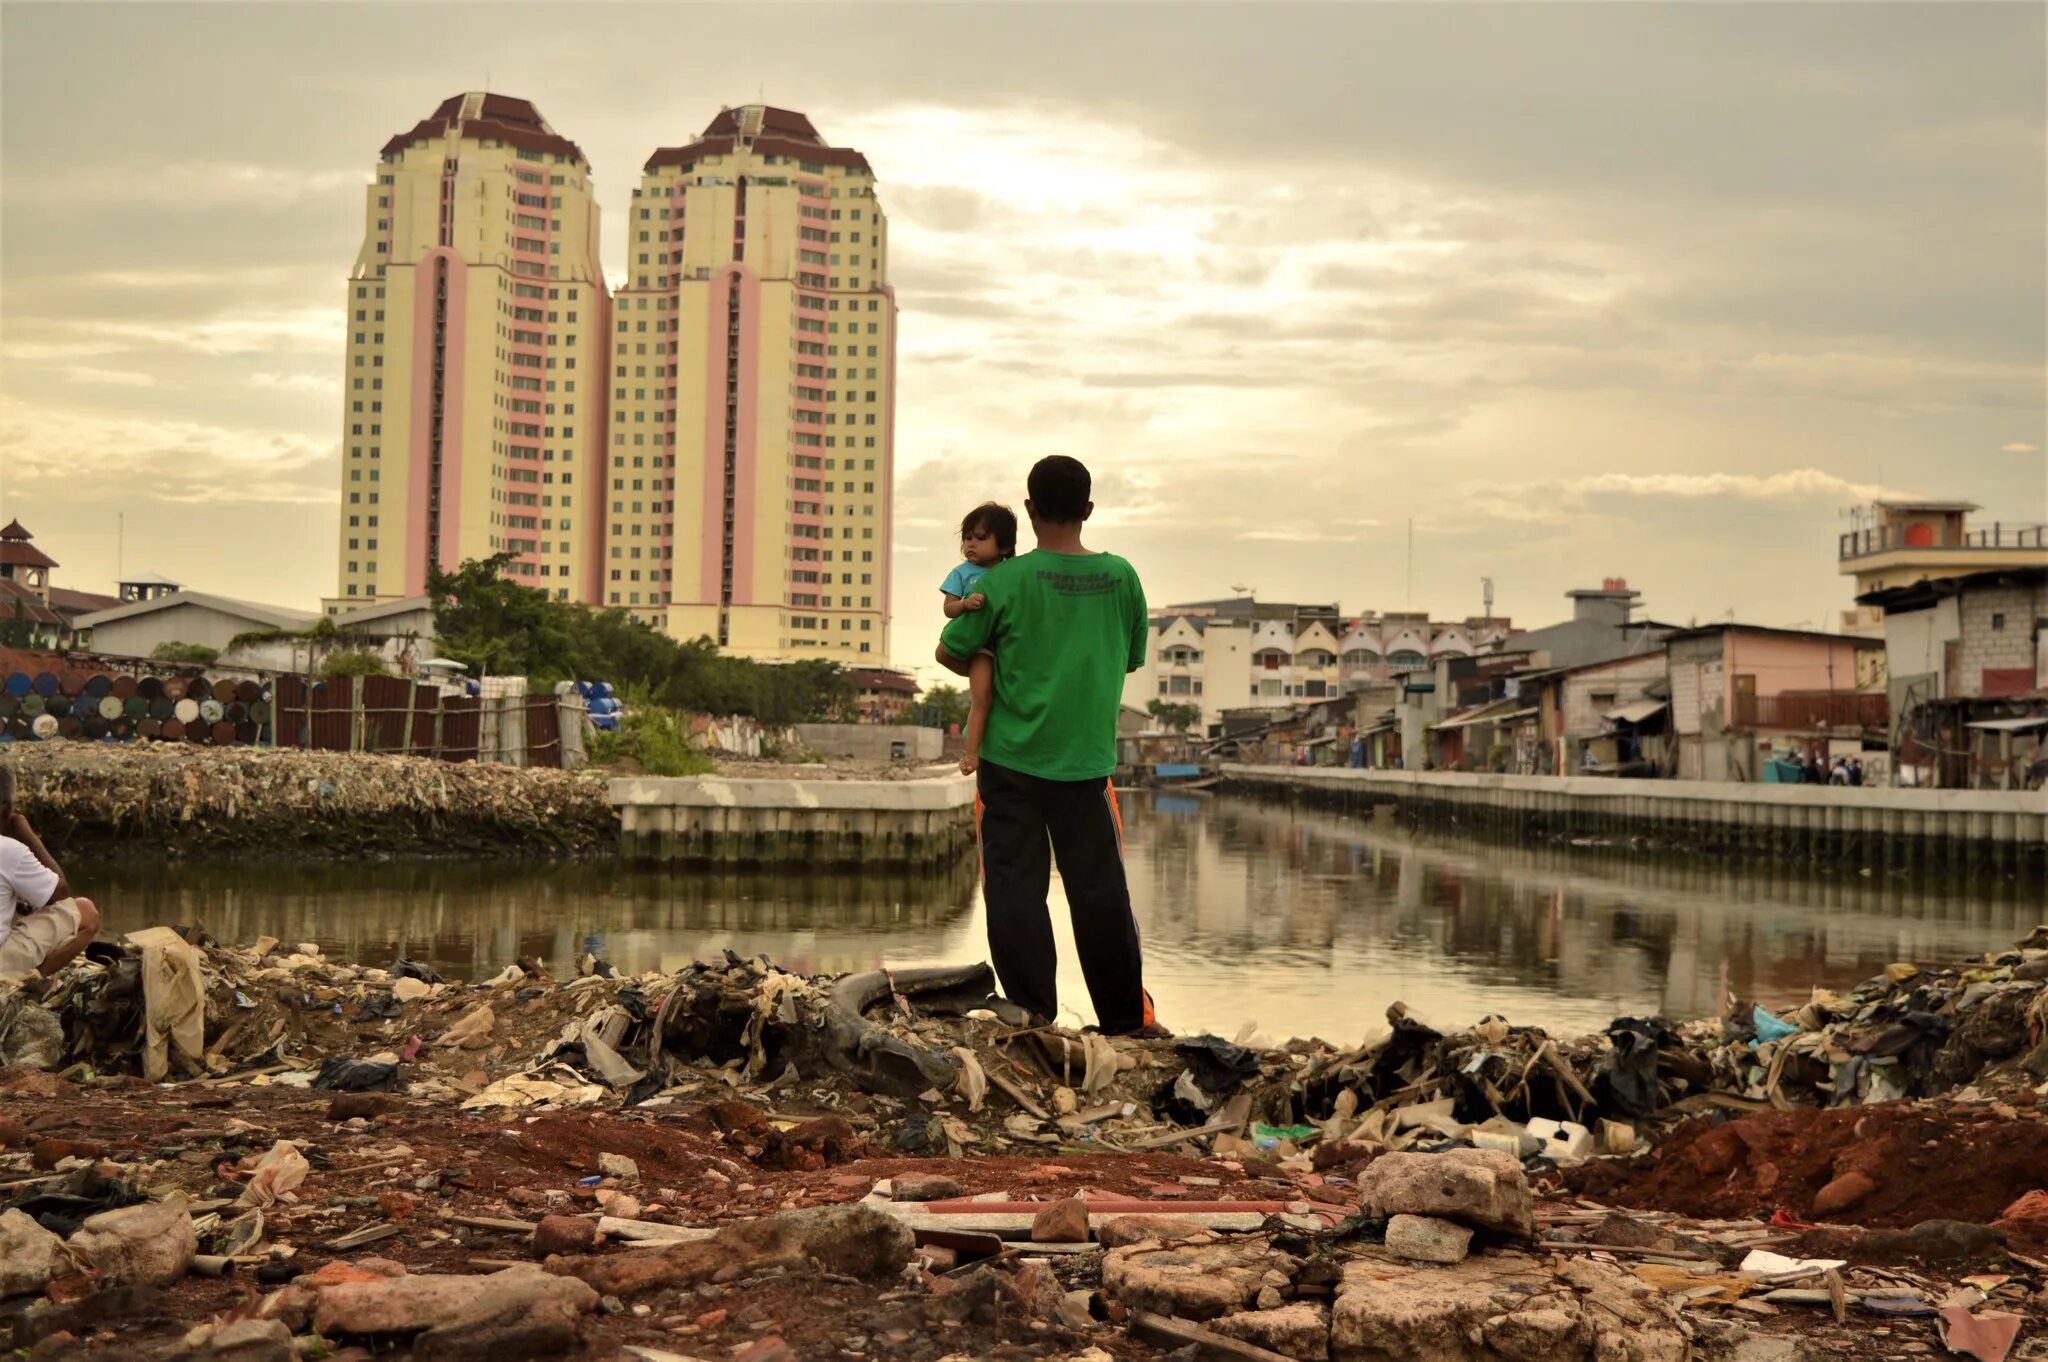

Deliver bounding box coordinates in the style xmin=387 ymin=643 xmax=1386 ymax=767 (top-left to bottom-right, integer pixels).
xmin=127 ymin=925 xmax=207 ymax=1081
xmin=1938 ymin=1306 xmax=2024 ymax=1362
xmin=436 ymin=1003 xmax=496 ymax=1049
xmin=314 ymin=1057 xmax=401 ymax=1092
xmin=235 ymin=1140 xmax=310 ymax=1208
xmin=1751 ymin=1006 xmax=1800 ymax=1046
xmin=391 ymin=958 xmax=444 ymax=985
xmin=1740 ymin=1249 xmax=1848 ymax=1275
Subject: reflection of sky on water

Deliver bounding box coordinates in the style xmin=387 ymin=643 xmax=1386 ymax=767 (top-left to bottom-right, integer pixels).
xmin=88 ymin=793 xmax=2032 ymax=1039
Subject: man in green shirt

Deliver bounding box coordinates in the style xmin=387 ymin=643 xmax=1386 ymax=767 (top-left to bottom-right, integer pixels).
xmin=937 ymin=456 xmax=1161 ymax=1035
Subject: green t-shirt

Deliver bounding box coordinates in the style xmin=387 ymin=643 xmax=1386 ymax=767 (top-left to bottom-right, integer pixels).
xmin=939 ymin=549 xmax=1148 ymax=782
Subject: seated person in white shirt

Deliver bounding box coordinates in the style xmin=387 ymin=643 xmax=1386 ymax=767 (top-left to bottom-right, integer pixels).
xmin=0 ymin=766 xmax=100 ymax=979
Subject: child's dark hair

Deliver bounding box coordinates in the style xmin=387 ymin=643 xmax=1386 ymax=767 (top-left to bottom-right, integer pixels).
xmin=961 ymin=502 xmax=1018 ymax=558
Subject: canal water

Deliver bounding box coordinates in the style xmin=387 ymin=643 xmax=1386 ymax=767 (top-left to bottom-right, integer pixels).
xmin=89 ymin=793 xmax=2037 ymax=1042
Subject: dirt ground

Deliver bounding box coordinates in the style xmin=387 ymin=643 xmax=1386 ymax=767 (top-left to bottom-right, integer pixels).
xmin=6 ymin=1071 xmax=2046 ymax=1361
xmin=1567 ymin=1096 xmax=2048 ymax=1246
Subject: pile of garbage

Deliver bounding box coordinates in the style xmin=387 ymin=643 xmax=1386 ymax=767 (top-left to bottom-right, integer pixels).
xmin=3 ymin=743 xmax=615 ymax=858
xmin=2 ymin=926 xmax=2043 ymax=1162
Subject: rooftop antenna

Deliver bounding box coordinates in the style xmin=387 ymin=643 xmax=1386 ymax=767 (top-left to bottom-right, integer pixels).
xmin=1405 ymin=518 xmax=1414 ymax=611
xmin=1481 ymin=575 xmax=1493 ymax=628
xmin=117 ymin=512 xmax=124 ymax=581
xmin=1230 ymin=582 xmax=1252 ymax=597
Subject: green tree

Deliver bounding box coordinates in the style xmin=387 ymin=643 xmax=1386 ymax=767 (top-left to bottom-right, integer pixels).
xmin=921 ymin=683 xmax=970 ymax=732
xmin=1147 ymin=699 xmax=1202 ymax=733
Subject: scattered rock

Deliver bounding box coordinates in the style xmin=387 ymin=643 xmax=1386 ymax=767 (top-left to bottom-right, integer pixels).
xmin=1382 ymin=1214 xmax=1472 ymax=1265
xmin=1096 ymin=1215 xmax=1213 ymax=1250
xmin=328 ymin=1094 xmax=396 ymax=1121
xmin=890 ymin=1173 xmax=963 ymax=1202
xmin=313 ymin=1264 xmax=598 ymax=1360
xmin=594 ymin=1189 xmax=641 ymax=1221
xmin=205 ymin=1318 xmax=293 ymax=1362
xmin=532 ymin=1215 xmax=600 ymax=1256
xmin=1102 ymin=1238 xmax=1287 ymax=1321
xmin=1358 ymin=1148 xmax=1535 ymax=1238
xmin=68 ymin=1194 xmax=197 ymax=1287
xmin=1055 ymin=1289 xmax=1096 ymax=1329
xmin=31 ymin=1138 xmax=105 ymax=1170
xmin=1811 ymin=1171 xmax=1877 ymax=1217
xmin=1211 ymin=1300 xmax=1330 ymax=1361
xmin=0 ymin=1207 xmax=71 ymax=1297
xmin=1031 ymin=1195 xmax=1089 ymax=1243
xmin=596 ymin=1153 xmax=639 ymax=1180
xmin=546 ymin=1203 xmax=913 ymax=1297
xmin=1331 ymin=1251 xmax=1686 ymax=1362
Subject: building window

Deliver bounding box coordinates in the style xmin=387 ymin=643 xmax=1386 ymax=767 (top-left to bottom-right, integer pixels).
xmin=1990 ymin=612 xmax=2006 ymax=630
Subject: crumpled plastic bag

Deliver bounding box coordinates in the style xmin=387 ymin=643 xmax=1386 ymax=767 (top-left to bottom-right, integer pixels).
xmin=948 ymin=1047 xmax=987 ymax=1112
xmin=126 ymin=926 xmax=207 ymax=1082
xmin=314 ymin=1057 xmax=400 ymax=1092
xmin=235 ymin=1141 xmax=309 ymax=1208
xmin=436 ymin=1003 xmax=495 ymax=1049
xmin=0 ymin=996 xmax=65 ymax=1070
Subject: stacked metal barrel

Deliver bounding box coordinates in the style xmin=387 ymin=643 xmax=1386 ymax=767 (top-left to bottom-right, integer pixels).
xmin=0 ymin=670 xmax=273 ymax=746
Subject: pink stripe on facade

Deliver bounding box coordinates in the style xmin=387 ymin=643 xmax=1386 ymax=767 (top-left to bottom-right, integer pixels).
xmin=697 ymin=270 xmax=734 ymax=604
xmin=403 ymin=260 xmax=438 ymax=594
xmin=437 ymin=255 xmax=467 ymax=577
xmin=878 ymin=284 xmax=899 ymax=633
xmin=583 ymin=271 xmax=611 ymax=608
xmin=731 ymin=270 xmax=762 ymax=605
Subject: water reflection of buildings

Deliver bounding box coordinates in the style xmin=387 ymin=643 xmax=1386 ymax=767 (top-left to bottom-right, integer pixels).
xmin=94 ymin=857 xmax=981 ymax=980
xmin=1119 ymin=794 xmax=2031 ymax=1027
xmin=86 ymin=796 xmax=2028 ymax=1040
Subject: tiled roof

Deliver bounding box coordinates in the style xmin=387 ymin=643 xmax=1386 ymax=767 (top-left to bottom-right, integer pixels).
xmin=0 ymin=577 xmax=65 ymax=627
xmin=383 ymin=92 xmax=586 ymax=165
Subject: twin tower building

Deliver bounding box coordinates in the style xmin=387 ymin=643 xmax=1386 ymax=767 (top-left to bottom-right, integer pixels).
xmin=331 ymin=95 xmax=894 ymax=662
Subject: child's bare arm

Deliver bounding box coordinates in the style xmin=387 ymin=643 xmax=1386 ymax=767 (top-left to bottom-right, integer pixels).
xmin=942 ymin=592 xmax=986 ymax=619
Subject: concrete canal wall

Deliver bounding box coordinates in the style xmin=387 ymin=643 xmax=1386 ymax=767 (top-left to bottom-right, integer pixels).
xmin=1222 ymin=765 xmax=2047 ymax=879
xmin=611 ymin=774 xmax=975 ymax=868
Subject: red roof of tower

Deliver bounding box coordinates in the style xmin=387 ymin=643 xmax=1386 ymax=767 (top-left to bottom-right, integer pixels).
xmin=645 ymin=105 xmax=871 ymax=174
xmin=382 ymin=92 xmax=587 ymax=166
xmin=0 ymin=521 xmax=56 ymax=570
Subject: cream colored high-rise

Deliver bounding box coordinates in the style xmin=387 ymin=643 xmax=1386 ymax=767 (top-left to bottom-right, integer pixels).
xmin=611 ymin=105 xmax=896 ymax=660
xmin=331 ymin=93 xmax=610 ymax=610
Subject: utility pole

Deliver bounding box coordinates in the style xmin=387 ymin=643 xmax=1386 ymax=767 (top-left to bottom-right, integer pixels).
xmin=1405 ymin=518 xmax=1414 ymax=611
xmin=1481 ymin=576 xmax=1493 ymax=629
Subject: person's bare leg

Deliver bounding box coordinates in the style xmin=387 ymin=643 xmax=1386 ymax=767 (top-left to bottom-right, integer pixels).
xmin=961 ymin=653 xmax=994 ymax=775
xmin=37 ymin=897 xmax=98 ymax=976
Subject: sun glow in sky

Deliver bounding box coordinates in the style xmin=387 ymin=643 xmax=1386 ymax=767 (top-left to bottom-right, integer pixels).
xmin=1 ymin=3 xmax=2041 ymax=670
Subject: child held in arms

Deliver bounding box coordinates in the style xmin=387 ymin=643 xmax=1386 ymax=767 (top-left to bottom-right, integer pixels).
xmin=939 ymin=502 xmax=1018 ymax=774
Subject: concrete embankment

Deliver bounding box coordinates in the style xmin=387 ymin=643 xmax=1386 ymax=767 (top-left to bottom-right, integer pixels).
xmin=611 ymin=772 xmax=975 ymax=868
xmin=1223 ymin=764 xmax=2047 ymax=879
xmin=6 ymin=743 xmax=616 ymax=859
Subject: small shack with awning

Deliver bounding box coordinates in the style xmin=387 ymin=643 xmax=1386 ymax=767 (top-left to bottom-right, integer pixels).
xmin=1963 ymin=711 xmax=2048 ymax=790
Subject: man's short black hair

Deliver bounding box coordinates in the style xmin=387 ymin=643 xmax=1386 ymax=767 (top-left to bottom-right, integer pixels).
xmin=960 ymin=502 xmax=1018 ymax=558
xmin=1027 ymin=456 xmax=1091 ymax=524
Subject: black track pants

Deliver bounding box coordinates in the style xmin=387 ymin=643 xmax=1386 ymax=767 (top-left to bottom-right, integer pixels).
xmin=974 ymin=757 xmax=1145 ymax=1031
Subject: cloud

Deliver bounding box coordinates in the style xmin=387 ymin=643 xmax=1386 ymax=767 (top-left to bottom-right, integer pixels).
xmin=250 ymin=371 xmax=341 ymax=394
xmin=0 ymin=396 xmax=336 ymax=508
xmin=2002 ymin=442 xmax=2040 ymax=453
xmin=63 ymin=367 xmax=157 ymax=388
xmin=1561 ymin=469 xmax=1920 ymax=504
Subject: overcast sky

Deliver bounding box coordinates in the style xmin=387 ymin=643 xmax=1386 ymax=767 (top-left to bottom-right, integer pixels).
xmin=3 ymin=2 xmax=2042 ymax=675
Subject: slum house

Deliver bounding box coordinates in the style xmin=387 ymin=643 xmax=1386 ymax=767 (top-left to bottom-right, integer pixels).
xmin=73 ymin=591 xmax=438 ymax=673
xmin=1665 ymin=625 xmax=1886 ymax=782
xmin=1423 ymin=651 xmax=1539 ymax=772
xmin=1860 ymin=566 xmax=2048 ymax=787
xmin=1551 ymin=648 xmax=1672 ymax=775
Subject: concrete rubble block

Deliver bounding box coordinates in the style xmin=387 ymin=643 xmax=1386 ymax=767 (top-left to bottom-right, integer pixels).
xmin=68 ymin=1194 xmax=197 ymax=1287
xmin=546 ymin=1202 xmax=914 ymax=1298
xmin=1210 ymin=1300 xmax=1332 ymax=1361
xmin=313 ymin=1263 xmax=599 ymax=1361
xmin=0 ymin=1208 xmax=71 ymax=1298
xmin=1330 ymin=1251 xmax=1689 ymax=1362
xmin=205 ymin=1318 xmax=293 ymax=1362
xmin=1096 ymin=1214 xmax=1215 ymax=1250
xmin=890 ymin=1173 xmax=962 ymax=1201
xmin=596 ymin=1153 xmax=639 ymax=1180
xmin=1030 ymin=1195 xmax=1090 ymax=1243
xmin=531 ymin=1215 xmax=600 ymax=1256
xmin=1357 ymin=1148 xmax=1535 ymax=1238
xmin=1101 ymin=1237 xmax=1292 ymax=1321
xmin=1382 ymin=1214 xmax=1473 ymax=1265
